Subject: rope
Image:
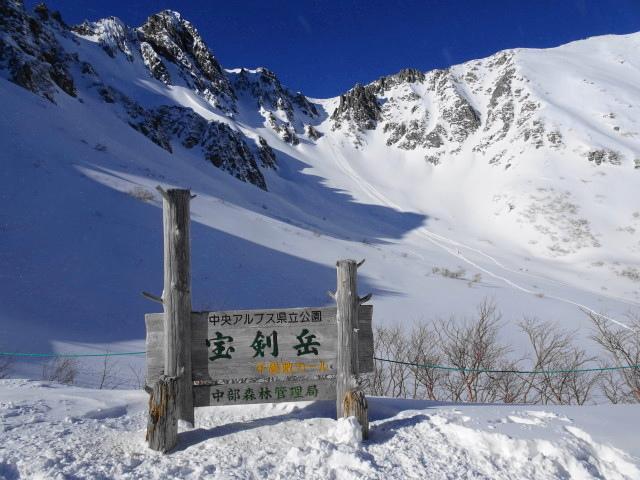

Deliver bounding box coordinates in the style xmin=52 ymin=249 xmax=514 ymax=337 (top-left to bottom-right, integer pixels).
xmin=374 ymin=357 xmax=640 ymax=375
xmin=2 ymin=351 xmax=638 ymax=374
xmin=0 ymin=351 xmax=145 ymax=358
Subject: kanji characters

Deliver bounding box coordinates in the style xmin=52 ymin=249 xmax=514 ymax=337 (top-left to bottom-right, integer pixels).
xmin=243 ymin=388 xmax=256 ymax=401
xmin=293 ymin=328 xmax=321 ymax=356
xmin=290 ymin=386 xmax=303 ymax=399
xmin=250 ymin=330 xmax=279 ymax=358
xmin=259 ymin=386 xmax=272 ymax=400
xmin=211 ymin=389 xmax=225 ymax=403
xmin=206 ymin=332 xmax=235 ymax=361
xmin=306 ymin=385 xmax=318 ymax=397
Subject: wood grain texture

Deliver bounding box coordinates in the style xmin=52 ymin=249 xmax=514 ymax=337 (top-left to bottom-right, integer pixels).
xmin=145 ymin=306 xmax=374 ymax=385
xmin=343 ymin=390 xmax=369 ymax=440
xmin=161 ymin=189 xmax=194 ymax=425
xmin=192 ymin=308 xmax=337 ymax=381
xmin=335 ymin=260 xmax=359 ymax=418
xmin=146 ymin=376 xmax=178 ymax=453
xmin=193 ymin=378 xmax=336 ymax=407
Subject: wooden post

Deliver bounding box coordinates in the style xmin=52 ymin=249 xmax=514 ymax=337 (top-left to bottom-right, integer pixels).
xmin=146 ymin=375 xmax=179 ymax=452
xmin=335 ymin=259 xmax=369 ymax=439
xmin=159 ymin=187 xmax=194 ymax=425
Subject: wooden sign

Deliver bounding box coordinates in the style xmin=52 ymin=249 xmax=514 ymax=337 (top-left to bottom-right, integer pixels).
xmin=193 ymin=378 xmax=336 ymax=407
xmin=145 ymin=305 xmax=373 ymax=386
xmin=144 ymin=188 xmax=372 ymax=452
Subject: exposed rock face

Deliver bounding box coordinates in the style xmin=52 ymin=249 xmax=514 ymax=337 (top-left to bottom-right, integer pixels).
xmin=72 ymin=17 xmax=133 ymax=60
xmin=233 ymin=67 xmax=317 ymax=123
xmin=371 ymin=68 xmax=426 ymax=93
xmin=128 ymin=103 xmax=270 ymax=190
xmin=94 ymin=80 xmax=272 ymax=189
xmin=139 ymin=41 xmax=170 ymax=84
xmin=0 ymin=0 xmax=76 ymax=101
xmin=0 ymin=2 xmax=307 ymax=190
xmin=138 ymin=10 xmax=235 ymax=109
xmin=428 ymin=69 xmax=481 ymax=143
xmin=257 ymin=136 xmax=277 ymax=169
xmin=305 ymin=124 xmax=323 ymax=140
xmin=331 ymin=83 xmax=381 ymax=131
xmin=587 ymin=149 xmax=621 ymax=166
xmin=331 ymin=49 xmax=577 ymax=167
xmin=230 ymin=67 xmax=317 ymax=143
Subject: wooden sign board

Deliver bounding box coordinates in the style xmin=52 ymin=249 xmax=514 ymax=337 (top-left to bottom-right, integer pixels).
xmin=146 ymin=305 xmax=373 ymax=387
xmin=193 ymin=378 xmax=336 ymax=407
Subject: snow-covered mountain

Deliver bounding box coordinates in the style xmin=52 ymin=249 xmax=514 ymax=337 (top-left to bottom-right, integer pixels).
xmin=1 ymin=0 xmax=639 ymax=374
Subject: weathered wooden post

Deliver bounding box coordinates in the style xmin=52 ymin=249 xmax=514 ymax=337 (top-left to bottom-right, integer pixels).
xmin=335 ymin=259 xmax=369 ymax=439
xmin=146 ymin=375 xmax=178 ymax=452
xmin=146 ymin=187 xmax=194 ymax=452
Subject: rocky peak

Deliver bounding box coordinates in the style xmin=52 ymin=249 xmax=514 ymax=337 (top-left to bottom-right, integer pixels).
xmin=371 ymin=68 xmax=426 ymax=93
xmin=230 ymin=67 xmax=318 ymax=144
xmin=138 ymin=10 xmax=235 ymax=108
xmin=33 ymin=3 xmax=66 ymax=28
xmin=0 ymin=0 xmax=76 ymax=101
xmin=232 ymin=67 xmax=318 ymax=120
xmin=72 ymin=16 xmax=133 ymax=60
xmin=331 ymin=83 xmax=381 ymax=131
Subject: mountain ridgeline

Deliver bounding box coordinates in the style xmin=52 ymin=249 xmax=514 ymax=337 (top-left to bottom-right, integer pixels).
xmin=0 ymin=1 xmax=318 ymax=190
xmin=1 ymin=0 xmax=638 ymax=192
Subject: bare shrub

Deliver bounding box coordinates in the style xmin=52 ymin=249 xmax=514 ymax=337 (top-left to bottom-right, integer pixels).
xmin=432 ymin=266 xmax=466 ymax=279
xmin=405 ymin=324 xmax=444 ymax=400
xmin=0 ymin=355 xmax=13 ymax=379
xmin=128 ymin=186 xmax=155 ymax=202
xmin=366 ymin=300 xmax=635 ymax=406
xmin=128 ymin=363 xmax=146 ymax=390
xmin=518 ymin=318 xmax=598 ymax=405
xmin=589 ymin=311 xmax=640 ymax=403
xmin=467 ymin=273 xmax=482 ymax=287
xmin=96 ymin=354 xmax=127 ymax=389
xmin=435 ymin=300 xmax=511 ymax=402
xmin=42 ymin=358 xmax=78 ymax=385
xmin=370 ymin=326 xmax=411 ymax=398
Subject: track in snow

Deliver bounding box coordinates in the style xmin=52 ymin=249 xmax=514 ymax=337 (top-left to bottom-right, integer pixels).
xmin=326 ymin=139 xmax=633 ymax=330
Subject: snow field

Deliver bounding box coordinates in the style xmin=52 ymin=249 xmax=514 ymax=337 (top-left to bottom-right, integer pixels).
xmin=1 ymin=379 xmax=639 ymax=479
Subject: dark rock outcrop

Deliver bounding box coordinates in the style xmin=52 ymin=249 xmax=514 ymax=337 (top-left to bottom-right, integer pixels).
xmin=138 ymin=10 xmax=235 ymax=109
xmin=129 ymin=104 xmax=270 ymax=189
xmin=331 ymin=83 xmax=381 ymax=130
xmin=0 ymin=0 xmax=76 ymax=101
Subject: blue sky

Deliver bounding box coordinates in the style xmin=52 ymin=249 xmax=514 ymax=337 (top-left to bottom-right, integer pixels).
xmin=30 ymin=0 xmax=640 ymax=97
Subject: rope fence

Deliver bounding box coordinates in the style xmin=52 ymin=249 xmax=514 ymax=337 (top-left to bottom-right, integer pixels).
xmin=373 ymin=356 xmax=640 ymax=375
xmin=0 ymin=351 xmax=146 ymax=358
xmin=2 ymin=351 xmax=638 ymax=375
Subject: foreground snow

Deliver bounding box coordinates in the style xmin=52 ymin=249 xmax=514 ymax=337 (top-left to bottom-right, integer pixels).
xmin=1 ymin=380 xmax=638 ymax=479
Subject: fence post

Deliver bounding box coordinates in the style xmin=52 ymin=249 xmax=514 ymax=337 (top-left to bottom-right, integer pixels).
xmin=146 ymin=187 xmax=194 ymax=452
xmin=160 ymin=187 xmax=194 ymax=425
xmin=146 ymin=375 xmax=178 ymax=452
xmin=335 ymin=259 xmax=369 ymax=439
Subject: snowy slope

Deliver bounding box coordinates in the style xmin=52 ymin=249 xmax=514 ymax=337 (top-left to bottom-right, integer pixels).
xmin=0 ymin=1 xmax=639 ymax=382
xmin=1 ymin=379 xmax=639 ymax=479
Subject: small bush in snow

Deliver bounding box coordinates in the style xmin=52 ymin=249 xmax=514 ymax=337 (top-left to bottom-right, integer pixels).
xmin=42 ymin=358 xmax=78 ymax=385
xmin=128 ymin=186 xmax=155 ymax=202
xmin=0 ymin=355 xmax=13 ymax=379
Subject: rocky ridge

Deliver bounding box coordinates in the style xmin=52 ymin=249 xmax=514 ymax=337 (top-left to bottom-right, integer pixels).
xmin=330 ymin=52 xmax=587 ymax=168
xmin=0 ymin=1 xmax=322 ymax=190
xmin=1 ymin=0 xmax=637 ymax=194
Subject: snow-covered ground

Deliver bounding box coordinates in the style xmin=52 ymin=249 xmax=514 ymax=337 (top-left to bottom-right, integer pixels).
xmin=0 ymin=379 xmax=638 ymax=479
